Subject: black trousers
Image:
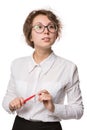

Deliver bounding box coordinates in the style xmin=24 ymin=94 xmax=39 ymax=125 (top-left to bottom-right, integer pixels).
xmin=12 ymin=116 xmax=62 ymax=130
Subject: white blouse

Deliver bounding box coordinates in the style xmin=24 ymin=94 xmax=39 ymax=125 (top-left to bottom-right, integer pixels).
xmin=2 ymin=52 xmax=84 ymax=122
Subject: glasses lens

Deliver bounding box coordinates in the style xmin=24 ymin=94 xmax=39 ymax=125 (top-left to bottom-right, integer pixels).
xmin=32 ymin=23 xmax=57 ymax=33
xmin=48 ymin=23 xmax=57 ymax=33
xmin=33 ymin=23 xmax=44 ymax=33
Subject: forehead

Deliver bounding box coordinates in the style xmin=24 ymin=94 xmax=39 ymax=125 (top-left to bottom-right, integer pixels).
xmin=32 ymin=14 xmax=52 ymax=25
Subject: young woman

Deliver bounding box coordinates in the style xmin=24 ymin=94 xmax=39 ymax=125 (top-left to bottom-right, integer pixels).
xmin=2 ymin=9 xmax=84 ymax=130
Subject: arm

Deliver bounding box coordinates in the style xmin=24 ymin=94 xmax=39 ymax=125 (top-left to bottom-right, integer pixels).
xmin=2 ymin=62 xmax=24 ymax=113
xmin=2 ymin=73 xmax=17 ymax=113
xmin=42 ymin=65 xmax=84 ymax=120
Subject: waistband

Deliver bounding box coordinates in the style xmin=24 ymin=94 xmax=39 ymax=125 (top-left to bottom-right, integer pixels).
xmin=16 ymin=115 xmax=62 ymax=128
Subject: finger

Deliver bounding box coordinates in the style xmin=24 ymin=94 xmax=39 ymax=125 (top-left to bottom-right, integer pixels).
xmin=38 ymin=93 xmax=51 ymax=102
xmin=9 ymin=103 xmax=16 ymax=111
xmin=19 ymin=97 xmax=24 ymax=105
xmin=38 ymin=89 xmax=49 ymax=94
xmin=10 ymin=99 xmax=21 ymax=110
xmin=15 ymin=98 xmax=24 ymax=108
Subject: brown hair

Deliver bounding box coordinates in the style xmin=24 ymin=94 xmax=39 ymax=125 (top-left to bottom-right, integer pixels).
xmin=23 ymin=9 xmax=62 ymax=48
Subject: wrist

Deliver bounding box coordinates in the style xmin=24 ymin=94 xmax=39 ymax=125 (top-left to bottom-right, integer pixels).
xmin=48 ymin=102 xmax=55 ymax=112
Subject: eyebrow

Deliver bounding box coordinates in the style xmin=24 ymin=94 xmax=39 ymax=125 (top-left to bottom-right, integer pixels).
xmin=32 ymin=22 xmax=54 ymax=26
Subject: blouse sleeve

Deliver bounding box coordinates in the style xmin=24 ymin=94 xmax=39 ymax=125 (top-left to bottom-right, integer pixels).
xmin=48 ymin=65 xmax=84 ymax=120
xmin=2 ymin=62 xmax=17 ymax=114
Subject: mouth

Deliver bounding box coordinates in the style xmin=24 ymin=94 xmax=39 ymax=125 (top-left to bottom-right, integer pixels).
xmin=42 ymin=37 xmax=50 ymax=42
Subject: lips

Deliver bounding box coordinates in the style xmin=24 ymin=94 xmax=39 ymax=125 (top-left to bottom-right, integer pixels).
xmin=42 ymin=37 xmax=50 ymax=42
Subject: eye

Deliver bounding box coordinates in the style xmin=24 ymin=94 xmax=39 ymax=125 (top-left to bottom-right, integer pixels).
xmin=49 ymin=24 xmax=55 ymax=29
xmin=34 ymin=24 xmax=43 ymax=30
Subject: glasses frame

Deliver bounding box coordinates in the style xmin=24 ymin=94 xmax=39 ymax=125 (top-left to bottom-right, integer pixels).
xmin=32 ymin=22 xmax=58 ymax=34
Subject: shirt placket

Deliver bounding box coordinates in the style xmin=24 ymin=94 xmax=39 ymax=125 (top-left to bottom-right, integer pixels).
xmin=31 ymin=65 xmax=41 ymax=101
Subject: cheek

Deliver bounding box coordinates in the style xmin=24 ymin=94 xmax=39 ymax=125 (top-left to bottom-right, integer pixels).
xmin=30 ymin=32 xmax=34 ymax=42
xmin=52 ymin=34 xmax=58 ymax=41
xmin=51 ymin=32 xmax=58 ymax=40
xmin=30 ymin=32 xmax=39 ymax=42
xmin=31 ymin=35 xmax=41 ymax=45
xmin=55 ymin=32 xmax=58 ymax=39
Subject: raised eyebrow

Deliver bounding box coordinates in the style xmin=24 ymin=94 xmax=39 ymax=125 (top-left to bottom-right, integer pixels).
xmin=33 ymin=22 xmax=54 ymax=27
xmin=32 ymin=22 xmax=43 ymax=26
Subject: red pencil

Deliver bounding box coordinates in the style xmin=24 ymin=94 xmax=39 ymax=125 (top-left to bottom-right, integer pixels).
xmin=24 ymin=94 xmax=36 ymax=103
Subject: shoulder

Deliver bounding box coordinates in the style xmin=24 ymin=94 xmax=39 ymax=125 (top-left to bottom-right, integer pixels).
xmin=12 ymin=56 xmax=31 ymax=64
xmin=54 ymin=55 xmax=79 ymax=82
xmin=54 ymin=54 xmax=78 ymax=71
xmin=11 ymin=56 xmax=31 ymax=70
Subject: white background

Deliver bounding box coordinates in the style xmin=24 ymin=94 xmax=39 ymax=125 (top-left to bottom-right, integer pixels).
xmin=0 ymin=0 xmax=87 ymax=129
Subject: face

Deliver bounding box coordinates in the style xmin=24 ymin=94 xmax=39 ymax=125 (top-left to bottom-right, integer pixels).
xmin=30 ymin=15 xmax=58 ymax=50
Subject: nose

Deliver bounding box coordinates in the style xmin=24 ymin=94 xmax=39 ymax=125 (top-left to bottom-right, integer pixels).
xmin=44 ymin=26 xmax=49 ymax=34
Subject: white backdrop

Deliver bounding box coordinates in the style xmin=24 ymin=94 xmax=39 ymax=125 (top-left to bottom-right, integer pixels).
xmin=0 ymin=0 xmax=87 ymax=129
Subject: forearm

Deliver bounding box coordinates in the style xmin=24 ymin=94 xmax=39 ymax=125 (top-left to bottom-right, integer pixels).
xmin=2 ymin=95 xmax=16 ymax=113
xmin=48 ymin=103 xmax=84 ymax=120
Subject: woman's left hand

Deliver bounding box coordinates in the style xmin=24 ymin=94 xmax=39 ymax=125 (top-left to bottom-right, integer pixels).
xmin=38 ymin=90 xmax=55 ymax=112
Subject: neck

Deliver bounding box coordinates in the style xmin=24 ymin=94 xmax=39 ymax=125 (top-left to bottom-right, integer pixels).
xmin=33 ymin=48 xmax=52 ymax=64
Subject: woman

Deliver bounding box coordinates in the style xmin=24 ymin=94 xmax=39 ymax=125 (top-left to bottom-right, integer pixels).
xmin=2 ymin=9 xmax=84 ymax=130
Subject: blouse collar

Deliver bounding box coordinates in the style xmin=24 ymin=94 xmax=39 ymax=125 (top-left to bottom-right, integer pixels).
xmin=28 ymin=52 xmax=57 ymax=75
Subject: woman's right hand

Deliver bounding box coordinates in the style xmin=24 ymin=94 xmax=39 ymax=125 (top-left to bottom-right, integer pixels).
xmin=9 ymin=97 xmax=24 ymax=111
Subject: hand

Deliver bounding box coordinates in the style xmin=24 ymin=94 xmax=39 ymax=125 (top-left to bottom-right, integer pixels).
xmin=9 ymin=97 xmax=24 ymax=111
xmin=38 ymin=90 xmax=55 ymax=112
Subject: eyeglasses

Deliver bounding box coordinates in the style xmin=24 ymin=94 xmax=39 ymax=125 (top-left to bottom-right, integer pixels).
xmin=32 ymin=22 xmax=58 ymax=33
